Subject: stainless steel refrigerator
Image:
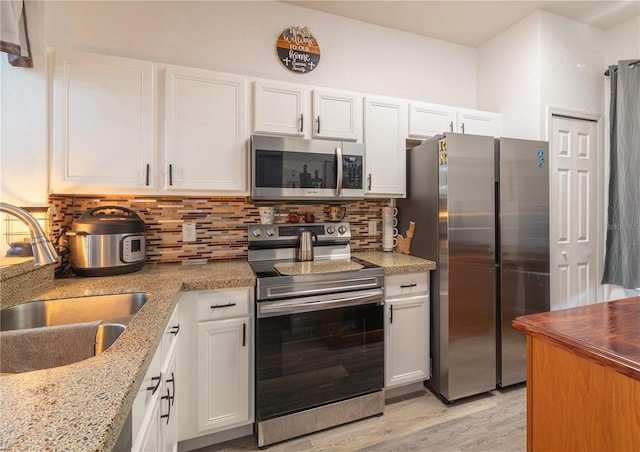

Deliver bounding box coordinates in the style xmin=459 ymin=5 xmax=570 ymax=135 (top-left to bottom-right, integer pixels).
xmin=397 ymin=133 xmax=549 ymax=402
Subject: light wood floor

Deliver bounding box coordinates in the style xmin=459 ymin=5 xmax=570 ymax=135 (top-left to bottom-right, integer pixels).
xmin=196 ymin=384 xmax=526 ymax=452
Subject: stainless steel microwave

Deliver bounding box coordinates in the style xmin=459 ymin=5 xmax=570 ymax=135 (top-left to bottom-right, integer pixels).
xmin=251 ymin=135 xmax=365 ymax=201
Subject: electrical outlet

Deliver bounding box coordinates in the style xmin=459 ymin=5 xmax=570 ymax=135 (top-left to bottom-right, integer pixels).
xmin=368 ymin=220 xmax=377 ymax=235
xmin=183 ymin=222 xmax=196 ymax=242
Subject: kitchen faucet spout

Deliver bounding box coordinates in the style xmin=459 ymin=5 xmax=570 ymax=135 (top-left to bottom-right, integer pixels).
xmin=0 ymin=203 xmax=58 ymax=266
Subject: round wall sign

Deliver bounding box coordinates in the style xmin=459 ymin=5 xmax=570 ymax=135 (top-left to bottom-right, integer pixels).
xmin=276 ymin=26 xmax=320 ymax=74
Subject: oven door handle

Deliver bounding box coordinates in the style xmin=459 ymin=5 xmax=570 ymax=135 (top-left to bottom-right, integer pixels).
xmin=258 ymin=289 xmax=383 ymax=317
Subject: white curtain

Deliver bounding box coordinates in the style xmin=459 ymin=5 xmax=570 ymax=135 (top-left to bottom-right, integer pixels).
xmin=602 ymin=60 xmax=640 ymax=289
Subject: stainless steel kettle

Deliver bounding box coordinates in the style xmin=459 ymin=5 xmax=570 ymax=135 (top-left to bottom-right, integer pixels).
xmin=297 ymin=230 xmax=317 ymax=261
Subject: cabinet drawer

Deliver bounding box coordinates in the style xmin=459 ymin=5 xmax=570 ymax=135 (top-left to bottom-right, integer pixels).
xmin=385 ymin=272 xmax=429 ymax=298
xmin=195 ymin=288 xmax=252 ymax=321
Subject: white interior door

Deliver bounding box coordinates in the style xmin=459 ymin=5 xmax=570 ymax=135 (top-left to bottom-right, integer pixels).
xmin=549 ymin=115 xmax=599 ymax=310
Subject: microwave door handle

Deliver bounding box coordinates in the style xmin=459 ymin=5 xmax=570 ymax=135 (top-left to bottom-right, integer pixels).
xmin=335 ymin=146 xmax=343 ymax=196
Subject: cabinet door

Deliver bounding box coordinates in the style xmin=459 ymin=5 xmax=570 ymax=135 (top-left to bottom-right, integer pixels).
xmin=197 ymin=317 xmax=250 ymax=432
xmin=408 ymin=101 xmax=456 ymax=138
xmin=385 ymin=294 xmax=429 ymax=388
xmin=253 ymin=80 xmax=306 ymax=136
xmin=312 ymin=89 xmax=362 ymax=141
xmin=160 ymin=349 xmax=177 ymax=452
xmin=51 ymin=50 xmax=155 ymax=193
xmin=364 ymin=96 xmax=407 ymax=197
xmin=456 ymin=109 xmax=500 ymax=136
xmin=165 ymin=66 xmax=247 ymax=193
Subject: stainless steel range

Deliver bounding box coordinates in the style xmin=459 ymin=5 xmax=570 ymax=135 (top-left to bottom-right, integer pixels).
xmin=248 ymin=222 xmax=385 ymax=448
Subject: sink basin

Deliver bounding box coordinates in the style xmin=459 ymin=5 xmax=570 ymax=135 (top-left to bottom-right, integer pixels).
xmin=0 ymin=292 xmax=148 ymax=331
xmin=96 ymin=323 xmax=127 ymax=354
xmin=0 ymin=293 xmax=147 ymax=374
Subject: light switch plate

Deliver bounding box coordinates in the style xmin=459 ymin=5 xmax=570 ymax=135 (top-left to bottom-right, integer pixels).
xmin=183 ymin=222 xmax=196 ymax=242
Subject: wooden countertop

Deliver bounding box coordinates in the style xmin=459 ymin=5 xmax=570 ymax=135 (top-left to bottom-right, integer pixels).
xmin=513 ymin=297 xmax=640 ymax=381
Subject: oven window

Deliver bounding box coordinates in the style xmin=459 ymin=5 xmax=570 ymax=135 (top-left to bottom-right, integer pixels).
xmin=256 ymin=302 xmax=384 ymax=420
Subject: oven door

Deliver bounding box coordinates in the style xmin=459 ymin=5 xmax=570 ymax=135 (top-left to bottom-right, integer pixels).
xmin=256 ymin=289 xmax=384 ymax=421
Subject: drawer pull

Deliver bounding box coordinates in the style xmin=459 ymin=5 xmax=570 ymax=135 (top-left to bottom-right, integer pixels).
xmin=147 ymin=374 xmax=161 ymax=394
xmin=166 ymin=372 xmax=175 ymax=406
xmin=400 ymin=283 xmax=418 ymax=288
xmin=169 ymin=324 xmax=180 ymax=336
xmin=210 ymin=302 xmax=237 ymax=309
xmin=161 ymin=388 xmax=172 ymax=424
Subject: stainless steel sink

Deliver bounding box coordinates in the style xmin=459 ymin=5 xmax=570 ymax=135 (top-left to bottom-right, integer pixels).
xmin=95 ymin=323 xmax=127 ymax=354
xmin=0 ymin=292 xmax=148 ymax=331
xmin=0 ymin=293 xmax=148 ymax=373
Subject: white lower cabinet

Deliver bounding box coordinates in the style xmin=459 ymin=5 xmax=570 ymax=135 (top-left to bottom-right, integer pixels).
xmin=132 ymin=305 xmax=180 ymax=452
xmin=177 ymin=288 xmax=254 ymax=442
xmin=384 ymin=272 xmax=430 ymax=389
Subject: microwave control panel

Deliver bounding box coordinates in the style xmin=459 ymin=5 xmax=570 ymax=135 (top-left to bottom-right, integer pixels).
xmin=342 ymin=156 xmax=363 ymax=189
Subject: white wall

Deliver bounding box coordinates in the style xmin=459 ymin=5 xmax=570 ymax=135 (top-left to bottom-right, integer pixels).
xmin=539 ymin=11 xmax=605 ymax=126
xmin=45 ymin=1 xmax=477 ymax=107
xmin=477 ymin=11 xmax=543 ymax=140
xmin=0 ymin=0 xmax=48 ymax=207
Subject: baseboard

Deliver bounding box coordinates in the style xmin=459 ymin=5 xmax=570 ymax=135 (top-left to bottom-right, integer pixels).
xmin=177 ymin=424 xmax=254 ymax=452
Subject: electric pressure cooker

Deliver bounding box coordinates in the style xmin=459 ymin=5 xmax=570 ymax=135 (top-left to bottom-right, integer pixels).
xmin=66 ymin=206 xmax=146 ymax=276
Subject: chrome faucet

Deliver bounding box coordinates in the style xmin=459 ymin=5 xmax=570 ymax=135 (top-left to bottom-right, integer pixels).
xmin=0 ymin=203 xmax=58 ymax=266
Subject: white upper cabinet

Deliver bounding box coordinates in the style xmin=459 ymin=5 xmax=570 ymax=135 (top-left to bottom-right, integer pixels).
xmin=51 ymin=50 xmax=156 ymax=193
xmin=165 ymin=66 xmax=247 ymax=193
xmin=456 ymin=108 xmax=501 ymax=136
xmin=408 ymin=101 xmax=501 ymax=138
xmin=408 ymin=101 xmax=456 ymax=138
xmin=364 ymin=96 xmax=407 ymax=197
xmin=253 ymin=80 xmax=306 ymax=137
xmin=312 ymin=89 xmax=362 ymax=141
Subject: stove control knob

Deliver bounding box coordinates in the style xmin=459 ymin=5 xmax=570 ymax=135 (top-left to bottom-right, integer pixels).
xmin=338 ymin=225 xmax=348 ymax=234
xmin=252 ymin=228 xmax=262 ymax=237
xmin=266 ymin=227 xmax=276 ymax=237
xmin=327 ymin=225 xmax=336 ymax=234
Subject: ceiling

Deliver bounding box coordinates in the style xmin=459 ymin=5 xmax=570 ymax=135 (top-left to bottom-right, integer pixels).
xmin=283 ymin=1 xmax=640 ymax=47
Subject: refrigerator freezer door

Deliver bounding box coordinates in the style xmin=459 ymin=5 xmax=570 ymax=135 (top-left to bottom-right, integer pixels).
xmin=497 ymin=138 xmax=550 ymax=387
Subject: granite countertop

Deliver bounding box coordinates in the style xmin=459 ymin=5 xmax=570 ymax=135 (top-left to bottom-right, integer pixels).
xmin=0 ymin=251 xmax=433 ymax=450
xmin=513 ymin=296 xmax=640 ymax=381
xmin=0 ymin=261 xmax=255 ymax=452
xmin=353 ymin=251 xmax=436 ymax=274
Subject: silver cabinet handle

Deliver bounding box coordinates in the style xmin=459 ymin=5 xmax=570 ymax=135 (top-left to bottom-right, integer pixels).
xmin=242 ymin=323 xmax=246 ymax=347
xmin=389 ymin=304 xmax=393 ymax=324
xmin=449 ymin=121 xmax=454 ymax=132
xmin=317 ymin=116 xmax=321 ymax=134
xmin=400 ymin=283 xmax=417 ymax=288
xmin=145 ymin=164 xmax=150 ymax=186
xmin=300 ymin=113 xmax=304 ymax=133
xmin=169 ymin=164 xmax=173 ymax=186
xmin=461 ymin=122 xmax=465 ymax=134
xmin=367 ymin=173 xmax=372 ymax=191
xmin=169 ymin=324 xmax=180 ymax=336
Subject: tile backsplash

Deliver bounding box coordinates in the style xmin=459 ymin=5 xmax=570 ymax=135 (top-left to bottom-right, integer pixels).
xmin=49 ymin=195 xmax=389 ymax=264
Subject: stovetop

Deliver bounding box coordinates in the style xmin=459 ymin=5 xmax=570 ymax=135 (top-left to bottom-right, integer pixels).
xmin=248 ymin=222 xmax=383 ymax=301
